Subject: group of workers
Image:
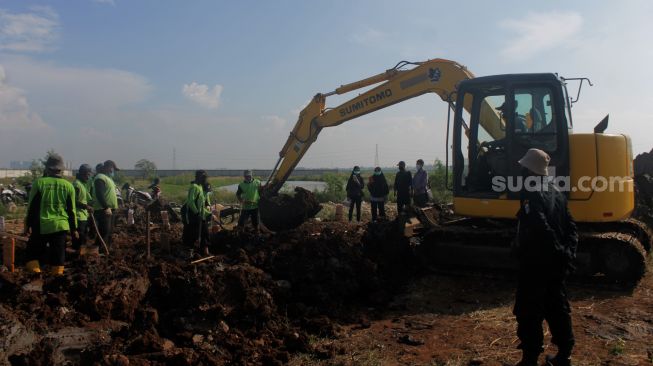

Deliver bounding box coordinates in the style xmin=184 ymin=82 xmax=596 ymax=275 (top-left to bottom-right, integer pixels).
xmin=18 ymin=149 xmax=578 ymax=365
xmin=345 ymin=158 xmax=429 ymax=222
xmin=181 ymin=169 xmax=261 ymax=255
xmin=24 ymin=154 xmax=120 ymax=275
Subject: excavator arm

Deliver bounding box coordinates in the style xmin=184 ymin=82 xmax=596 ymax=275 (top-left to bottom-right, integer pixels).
xmin=265 ymin=58 xmax=502 ymax=193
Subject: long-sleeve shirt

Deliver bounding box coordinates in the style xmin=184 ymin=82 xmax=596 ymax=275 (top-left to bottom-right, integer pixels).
xmin=412 ymin=169 xmax=428 ymax=194
xmin=394 ymin=170 xmax=412 ymax=200
xmin=26 ymin=176 xmax=76 ymax=235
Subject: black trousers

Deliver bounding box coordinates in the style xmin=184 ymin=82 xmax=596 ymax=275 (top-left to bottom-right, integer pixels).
xmin=348 ymin=197 xmax=362 ymax=222
xmin=370 ymin=201 xmax=386 ymax=221
xmin=238 ymin=208 xmax=260 ymax=229
xmin=26 ymin=230 xmax=66 ymax=266
xmin=94 ymin=210 xmax=114 ymax=248
xmin=413 ymin=193 xmax=428 ymax=208
xmin=72 ymin=220 xmax=88 ymax=250
xmin=396 ymin=195 xmax=411 ymax=213
xmin=513 ymin=269 xmax=574 ymax=357
xmin=183 ymin=213 xmax=210 ymax=249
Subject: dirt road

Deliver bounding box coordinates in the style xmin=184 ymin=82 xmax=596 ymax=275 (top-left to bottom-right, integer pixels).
xmin=290 ymin=269 xmax=653 ymax=365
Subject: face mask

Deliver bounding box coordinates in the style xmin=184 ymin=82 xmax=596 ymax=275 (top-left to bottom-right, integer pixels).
xmin=245 ymin=177 xmax=252 ymax=183
xmin=109 ymin=171 xmax=115 ymax=178
xmin=416 ymin=164 xmax=423 ymax=170
xmin=353 ymin=170 xmax=361 ymax=175
xmin=374 ymin=171 xmax=381 ymax=176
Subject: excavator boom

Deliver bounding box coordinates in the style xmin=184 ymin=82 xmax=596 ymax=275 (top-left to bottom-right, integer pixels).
xmin=265 ymin=58 xmax=487 ymax=193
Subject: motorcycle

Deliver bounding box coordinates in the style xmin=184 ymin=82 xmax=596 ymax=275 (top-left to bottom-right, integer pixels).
xmin=122 ymin=183 xmax=154 ymax=206
xmin=0 ymin=185 xmax=14 ymax=205
xmin=9 ymin=184 xmax=28 ymax=204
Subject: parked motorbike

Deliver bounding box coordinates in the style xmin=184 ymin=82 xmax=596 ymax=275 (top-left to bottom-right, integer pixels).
xmin=9 ymin=184 xmax=28 ymax=203
xmin=122 ymin=183 xmax=154 ymax=206
xmin=0 ymin=185 xmax=14 ymax=205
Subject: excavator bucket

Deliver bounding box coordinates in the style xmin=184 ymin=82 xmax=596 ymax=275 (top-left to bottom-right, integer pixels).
xmin=259 ymin=187 xmax=322 ymax=231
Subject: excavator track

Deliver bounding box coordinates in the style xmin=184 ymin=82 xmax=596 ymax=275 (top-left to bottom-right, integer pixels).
xmin=415 ymin=217 xmax=651 ymax=287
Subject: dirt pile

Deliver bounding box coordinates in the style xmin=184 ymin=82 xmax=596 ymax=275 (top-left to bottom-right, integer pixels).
xmin=259 ymin=187 xmax=322 ymax=231
xmin=634 ymin=149 xmax=653 ymax=176
xmin=0 ymin=220 xmax=415 ymax=365
xmin=634 ymin=174 xmax=653 ymax=227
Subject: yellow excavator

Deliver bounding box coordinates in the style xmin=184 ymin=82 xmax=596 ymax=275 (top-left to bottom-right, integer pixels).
xmin=262 ymin=58 xmax=651 ymax=284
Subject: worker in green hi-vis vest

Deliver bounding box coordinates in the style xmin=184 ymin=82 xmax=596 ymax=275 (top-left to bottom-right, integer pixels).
xmin=236 ymin=170 xmax=261 ymax=233
xmin=92 ymin=160 xmax=120 ymax=249
xmin=182 ymin=170 xmax=211 ymax=255
xmin=24 ymin=154 xmax=77 ymax=276
xmin=71 ymin=164 xmax=93 ymax=255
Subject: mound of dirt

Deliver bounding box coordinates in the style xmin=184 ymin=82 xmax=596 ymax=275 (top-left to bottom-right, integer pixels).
xmin=0 ymin=219 xmax=416 ymax=365
xmin=259 ymin=187 xmax=322 ymax=231
xmin=634 ymin=149 xmax=653 ymax=176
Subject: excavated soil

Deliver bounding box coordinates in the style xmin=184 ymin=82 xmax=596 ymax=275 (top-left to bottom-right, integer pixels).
xmin=0 ymin=219 xmax=415 ymax=365
xmin=634 ymin=149 xmax=653 ymax=176
xmin=259 ymin=187 xmax=322 ymax=231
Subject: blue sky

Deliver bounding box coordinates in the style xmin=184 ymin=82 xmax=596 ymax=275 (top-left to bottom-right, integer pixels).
xmin=1 ymin=0 xmax=652 ymax=169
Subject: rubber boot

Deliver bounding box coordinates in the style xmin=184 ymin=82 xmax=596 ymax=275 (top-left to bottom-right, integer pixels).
xmin=25 ymin=260 xmax=41 ymax=274
xmin=515 ymin=352 xmax=539 ymax=366
xmin=50 ymin=266 xmax=64 ymax=276
xmin=544 ymin=354 xmax=572 ymax=366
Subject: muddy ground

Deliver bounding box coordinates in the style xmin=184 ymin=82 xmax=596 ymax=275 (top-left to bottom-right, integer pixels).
xmin=1 ymin=198 xmax=653 ymax=365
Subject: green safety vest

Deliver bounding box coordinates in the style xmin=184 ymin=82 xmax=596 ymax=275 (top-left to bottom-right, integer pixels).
xmin=92 ymin=173 xmax=118 ymax=210
xmin=73 ymin=179 xmax=91 ymax=222
xmin=29 ymin=177 xmax=76 ymax=235
xmin=185 ymin=183 xmax=209 ymax=218
xmin=238 ymin=179 xmax=261 ymax=210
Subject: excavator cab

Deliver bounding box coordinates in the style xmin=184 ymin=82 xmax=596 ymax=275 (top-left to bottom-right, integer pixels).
xmin=452 ymin=73 xmax=570 ymax=203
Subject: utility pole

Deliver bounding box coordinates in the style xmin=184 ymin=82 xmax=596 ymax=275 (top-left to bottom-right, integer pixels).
xmin=172 ymin=147 xmax=176 ymax=170
xmin=374 ymin=144 xmax=379 ymax=167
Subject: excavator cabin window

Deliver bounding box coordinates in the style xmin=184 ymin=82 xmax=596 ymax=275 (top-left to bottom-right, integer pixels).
xmin=513 ymin=87 xmax=558 ymax=152
xmin=462 ymin=88 xmax=509 ymax=195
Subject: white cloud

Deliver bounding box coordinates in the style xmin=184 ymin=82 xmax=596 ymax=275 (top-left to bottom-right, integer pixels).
xmin=0 ymin=6 xmax=59 ymax=52
xmin=182 ymin=82 xmax=223 ymax=110
xmin=0 ymin=64 xmax=53 ymax=161
xmin=500 ymin=11 xmax=583 ymax=62
xmin=0 ymin=64 xmax=48 ymax=130
xmin=1 ymin=55 xmax=152 ymax=112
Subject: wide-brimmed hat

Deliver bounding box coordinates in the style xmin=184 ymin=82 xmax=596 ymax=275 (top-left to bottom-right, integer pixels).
xmin=45 ymin=154 xmax=65 ymax=171
xmin=518 ymin=148 xmax=550 ymax=176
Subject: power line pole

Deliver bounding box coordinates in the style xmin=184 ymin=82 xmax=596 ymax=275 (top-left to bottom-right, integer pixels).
xmin=374 ymin=144 xmax=379 ymax=167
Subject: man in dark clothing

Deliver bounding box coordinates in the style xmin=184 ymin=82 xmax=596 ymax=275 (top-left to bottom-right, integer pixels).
xmin=346 ymin=166 xmax=364 ymax=222
xmin=92 ymin=160 xmax=120 ymax=249
xmin=393 ymin=161 xmax=412 ymax=213
xmin=412 ymin=158 xmax=429 ymax=207
xmin=367 ymin=167 xmax=389 ymax=222
xmin=513 ymin=148 xmax=578 ymax=366
xmin=24 ymin=154 xmax=77 ymax=275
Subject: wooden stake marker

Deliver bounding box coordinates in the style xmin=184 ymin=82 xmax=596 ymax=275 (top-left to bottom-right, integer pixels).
xmin=2 ymin=237 xmax=15 ymax=272
xmin=146 ymin=211 xmax=151 ymax=259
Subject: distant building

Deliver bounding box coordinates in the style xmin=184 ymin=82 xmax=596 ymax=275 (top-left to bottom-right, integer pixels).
xmin=9 ymin=161 xmax=32 ymax=169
